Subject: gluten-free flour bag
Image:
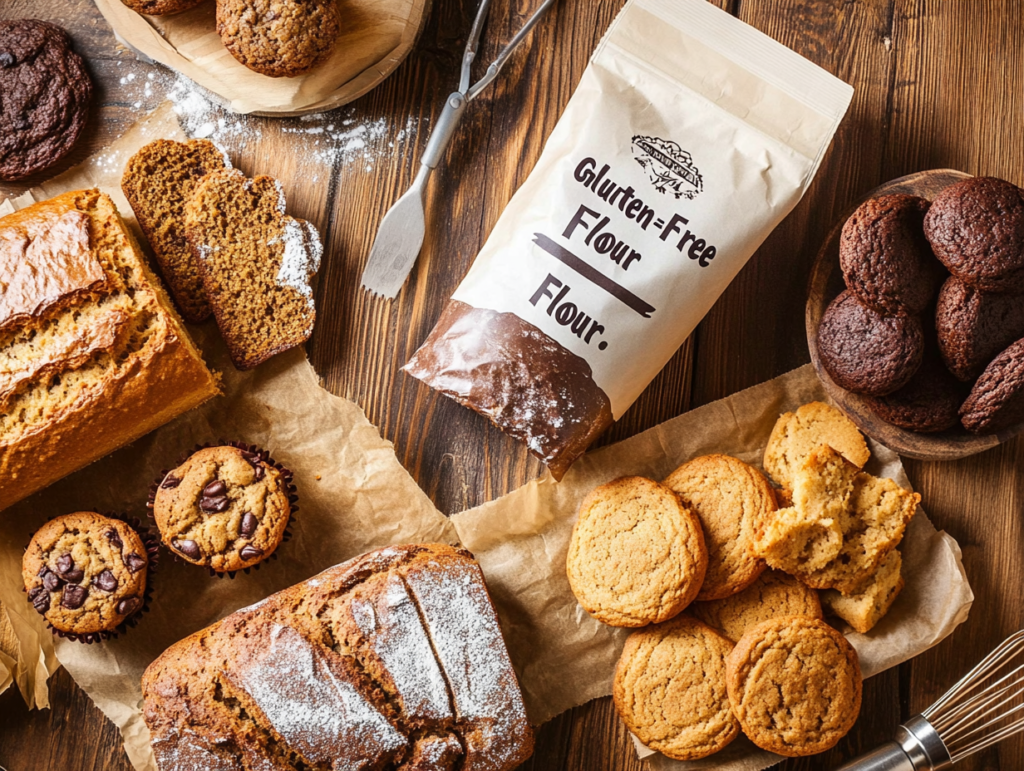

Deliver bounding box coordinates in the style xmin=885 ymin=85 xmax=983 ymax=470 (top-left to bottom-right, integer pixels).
xmin=405 ymin=0 xmax=854 ymax=479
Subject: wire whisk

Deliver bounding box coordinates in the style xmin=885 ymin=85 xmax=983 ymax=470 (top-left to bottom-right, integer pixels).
xmin=836 ymin=630 xmax=1024 ymax=770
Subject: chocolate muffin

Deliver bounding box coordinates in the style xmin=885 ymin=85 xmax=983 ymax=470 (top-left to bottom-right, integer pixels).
xmin=924 ymin=177 xmax=1024 ymax=294
xmin=216 ymin=0 xmax=341 ymax=78
xmin=0 ymin=20 xmax=92 ymax=181
xmin=120 ymin=0 xmax=207 ymax=15
xmin=864 ymin=358 xmax=965 ymax=433
xmin=839 ymin=194 xmax=942 ymax=314
xmin=22 ymin=513 xmax=149 ymax=637
xmin=935 ymin=276 xmax=1024 ymax=381
xmin=818 ymin=290 xmax=924 ymax=396
xmin=152 ymin=445 xmax=294 ymax=573
xmin=960 ymin=338 xmax=1024 ymax=434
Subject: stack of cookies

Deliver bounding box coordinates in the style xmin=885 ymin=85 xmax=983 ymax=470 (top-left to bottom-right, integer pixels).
xmin=819 ymin=177 xmax=1024 ymax=434
xmin=566 ymin=401 xmax=918 ymax=761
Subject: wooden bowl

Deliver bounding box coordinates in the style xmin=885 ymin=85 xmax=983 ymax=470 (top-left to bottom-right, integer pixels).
xmin=806 ymin=169 xmax=1024 ymax=461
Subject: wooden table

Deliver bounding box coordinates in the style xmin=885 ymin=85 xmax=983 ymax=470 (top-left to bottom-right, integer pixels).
xmin=2 ymin=0 xmax=1023 ymax=769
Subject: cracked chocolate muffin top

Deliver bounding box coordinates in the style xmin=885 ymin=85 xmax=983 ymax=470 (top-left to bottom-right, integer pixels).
xmin=0 ymin=20 xmax=93 ymax=181
xmin=936 ymin=276 xmax=1024 ymax=382
xmin=864 ymin=356 xmax=966 ymax=433
xmin=839 ymin=194 xmax=943 ymax=314
xmin=22 ymin=512 xmax=148 ymax=636
xmin=924 ymin=177 xmax=1024 ymax=293
xmin=818 ymin=289 xmax=925 ymax=396
xmin=152 ymin=445 xmax=292 ymax=573
xmin=960 ymin=338 xmax=1024 ymax=434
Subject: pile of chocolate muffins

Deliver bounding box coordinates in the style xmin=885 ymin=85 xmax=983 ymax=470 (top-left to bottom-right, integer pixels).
xmin=819 ymin=177 xmax=1024 ymax=434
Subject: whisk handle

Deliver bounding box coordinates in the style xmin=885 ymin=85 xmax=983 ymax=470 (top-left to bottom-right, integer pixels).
xmin=832 ymin=715 xmax=953 ymax=771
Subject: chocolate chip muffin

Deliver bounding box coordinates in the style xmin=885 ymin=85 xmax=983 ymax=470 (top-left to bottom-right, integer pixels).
xmin=216 ymin=0 xmax=340 ymax=78
xmin=22 ymin=512 xmax=149 ymax=638
xmin=0 ymin=20 xmax=92 ymax=181
xmin=935 ymin=275 xmax=1024 ymax=381
xmin=120 ymin=0 xmax=208 ymax=15
xmin=839 ymin=194 xmax=943 ymax=314
xmin=818 ymin=290 xmax=924 ymax=396
xmin=960 ymin=338 xmax=1024 ymax=434
xmin=864 ymin=357 xmax=965 ymax=433
xmin=924 ymin=177 xmax=1024 ymax=293
xmin=152 ymin=445 xmax=294 ymax=573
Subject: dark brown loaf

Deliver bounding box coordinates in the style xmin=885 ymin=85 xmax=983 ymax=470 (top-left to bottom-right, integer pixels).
xmin=403 ymin=300 xmax=613 ymax=480
xmin=142 ymin=543 xmax=534 ymax=771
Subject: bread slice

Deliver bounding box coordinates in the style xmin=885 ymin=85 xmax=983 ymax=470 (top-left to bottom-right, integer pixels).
xmin=822 ymin=549 xmax=904 ymax=633
xmin=0 ymin=190 xmax=219 ymax=512
xmin=763 ymin=401 xmax=870 ymax=489
xmin=184 ymin=169 xmax=322 ymax=370
xmin=122 ymin=139 xmax=230 ymax=323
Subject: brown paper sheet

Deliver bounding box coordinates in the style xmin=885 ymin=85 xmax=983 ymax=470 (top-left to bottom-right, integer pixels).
xmin=451 ymin=365 xmax=974 ymax=770
xmin=92 ymin=0 xmax=429 ymax=115
xmin=0 ymin=106 xmax=972 ymax=771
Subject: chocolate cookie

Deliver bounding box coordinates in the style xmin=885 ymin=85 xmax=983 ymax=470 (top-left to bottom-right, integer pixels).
xmin=864 ymin=357 xmax=965 ymax=433
xmin=152 ymin=445 xmax=294 ymax=573
xmin=839 ymin=194 xmax=942 ymax=314
xmin=216 ymin=0 xmax=341 ymax=78
xmin=960 ymin=338 xmax=1024 ymax=434
xmin=120 ymin=0 xmax=208 ymax=15
xmin=818 ymin=290 xmax=925 ymax=396
xmin=924 ymin=177 xmax=1024 ymax=293
xmin=22 ymin=512 xmax=149 ymax=637
xmin=0 ymin=20 xmax=92 ymax=181
xmin=935 ymin=275 xmax=1024 ymax=381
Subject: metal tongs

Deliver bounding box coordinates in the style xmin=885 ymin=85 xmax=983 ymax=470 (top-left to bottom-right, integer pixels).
xmin=361 ymin=0 xmax=558 ymax=299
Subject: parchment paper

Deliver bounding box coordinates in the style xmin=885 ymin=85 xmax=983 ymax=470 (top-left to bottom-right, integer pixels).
xmin=0 ymin=105 xmax=973 ymax=771
xmin=451 ymin=365 xmax=974 ymax=771
xmin=92 ymin=0 xmax=429 ymax=115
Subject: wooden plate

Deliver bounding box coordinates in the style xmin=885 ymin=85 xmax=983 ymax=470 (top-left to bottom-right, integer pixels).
xmin=93 ymin=0 xmax=431 ymax=116
xmin=806 ymin=169 xmax=1024 ymax=461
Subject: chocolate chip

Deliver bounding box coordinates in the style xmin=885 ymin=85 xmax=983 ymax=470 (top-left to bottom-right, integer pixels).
xmin=31 ymin=592 xmax=50 ymax=614
xmin=253 ymin=464 xmax=265 ymax=482
xmin=173 ymin=539 xmax=201 ymax=560
xmin=239 ymin=512 xmax=258 ymax=538
xmin=106 ymin=528 xmax=123 ymax=549
xmin=240 ymin=449 xmax=260 ymax=463
xmin=239 ymin=545 xmax=263 ymax=562
xmin=116 ymin=597 xmax=142 ymax=616
xmin=63 ymin=569 xmax=85 ymax=583
xmin=41 ymin=569 xmax=62 ymax=592
xmin=56 ymin=553 xmax=73 ymax=575
xmin=203 ymin=480 xmax=228 ymax=497
xmin=93 ymin=570 xmax=118 ymax=592
xmin=124 ymin=553 xmax=147 ymax=574
xmin=27 ymin=585 xmax=46 ymax=602
xmin=240 ymin=450 xmax=266 ymax=480
xmin=200 ymin=495 xmax=231 ymax=513
xmin=62 ymin=585 xmax=87 ymax=610
xmin=161 ymin=474 xmax=182 ymax=489
xmin=0 ymin=52 xmax=14 ymax=69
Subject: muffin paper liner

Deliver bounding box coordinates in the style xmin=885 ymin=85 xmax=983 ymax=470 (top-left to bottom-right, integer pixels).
xmin=146 ymin=440 xmax=298 ymax=579
xmin=22 ymin=512 xmax=160 ymax=645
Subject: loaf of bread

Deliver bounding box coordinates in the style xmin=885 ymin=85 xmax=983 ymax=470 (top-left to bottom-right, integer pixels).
xmin=0 ymin=190 xmax=219 ymax=512
xmin=142 ymin=543 xmax=534 ymax=771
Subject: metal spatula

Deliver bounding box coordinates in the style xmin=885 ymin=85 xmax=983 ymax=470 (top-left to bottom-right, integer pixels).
xmin=361 ymin=0 xmax=558 ymax=299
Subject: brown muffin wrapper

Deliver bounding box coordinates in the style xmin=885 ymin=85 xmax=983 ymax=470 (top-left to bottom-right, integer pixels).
xmin=146 ymin=440 xmax=298 ymax=579
xmin=23 ymin=513 xmax=160 ymax=645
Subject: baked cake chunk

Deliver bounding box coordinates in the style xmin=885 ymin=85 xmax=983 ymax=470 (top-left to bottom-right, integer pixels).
xmin=122 ymin=138 xmax=230 ymax=322
xmin=185 ymin=168 xmax=322 ymax=370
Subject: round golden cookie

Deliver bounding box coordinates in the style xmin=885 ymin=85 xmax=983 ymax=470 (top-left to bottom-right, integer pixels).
xmin=690 ymin=570 xmax=822 ymax=643
xmin=662 ymin=454 xmax=774 ymax=600
xmin=22 ymin=512 xmax=149 ymax=636
xmin=613 ymin=615 xmax=740 ymax=760
xmin=153 ymin=445 xmax=292 ymax=573
xmin=763 ymin=402 xmax=870 ymax=490
xmin=566 ymin=476 xmax=707 ymax=627
xmin=726 ymin=616 xmax=862 ymax=757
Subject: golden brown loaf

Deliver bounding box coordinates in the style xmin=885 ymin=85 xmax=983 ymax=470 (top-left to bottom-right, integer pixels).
xmin=142 ymin=543 xmax=534 ymax=771
xmin=0 ymin=190 xmax=219 ymax=512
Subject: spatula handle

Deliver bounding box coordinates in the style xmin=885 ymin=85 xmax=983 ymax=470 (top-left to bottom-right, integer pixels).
xmin=421 ymin=92 xmax=469 ymax=170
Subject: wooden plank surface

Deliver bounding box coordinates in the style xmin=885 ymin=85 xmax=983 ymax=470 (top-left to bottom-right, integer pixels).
xmin=2 ymin=0 xmax=1024 ymax=769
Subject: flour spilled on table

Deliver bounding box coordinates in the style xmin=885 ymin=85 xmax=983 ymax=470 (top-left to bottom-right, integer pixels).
xmin=114 ymin=63 xmax=422 ymax=183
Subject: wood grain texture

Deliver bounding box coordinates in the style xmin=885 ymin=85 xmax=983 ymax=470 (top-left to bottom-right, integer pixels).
xmin=1 ymin=0 xmax=1024 ymax=770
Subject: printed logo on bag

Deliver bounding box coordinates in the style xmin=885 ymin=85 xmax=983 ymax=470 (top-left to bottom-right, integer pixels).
xmin=631 ymin=136 xmax=704 ymax=200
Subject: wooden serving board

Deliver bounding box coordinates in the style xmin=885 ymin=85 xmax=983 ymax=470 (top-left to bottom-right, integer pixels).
xmin=806 ymin=169 xmax=1024 ymax=461
xmin=92 ymin=0 xmax=431 ymax=115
